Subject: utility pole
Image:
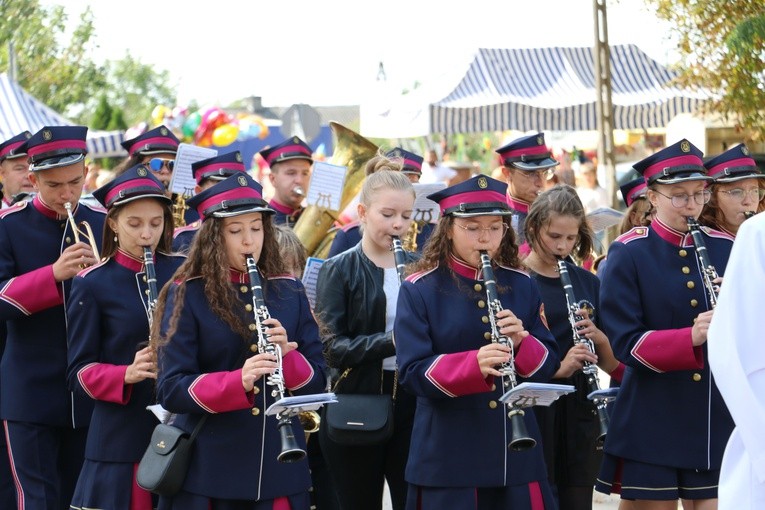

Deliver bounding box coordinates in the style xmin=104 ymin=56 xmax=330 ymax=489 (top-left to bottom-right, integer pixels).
xmin=593 ymin=0 xmax=618 ymax=246
xmin=8 ymin=41 xmax=18 ymax=82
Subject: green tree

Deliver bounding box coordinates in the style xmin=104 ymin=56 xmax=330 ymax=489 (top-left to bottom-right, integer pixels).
xmin=648 ymin=0 xmax=765 ymax=139
xmin=91 ymin=94 xmax=113 ymax=130
xmin=0 ymin=0 xmax=106 ymax=117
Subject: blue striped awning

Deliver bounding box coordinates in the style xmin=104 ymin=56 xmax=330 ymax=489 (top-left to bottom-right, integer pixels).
xmin=429 ymin=44 xmax=706 ymax=134
xmin=0 ymin=73 xmax=126 ymax=159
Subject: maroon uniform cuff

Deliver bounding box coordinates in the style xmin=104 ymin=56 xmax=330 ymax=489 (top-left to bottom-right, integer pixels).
xmin=630 ymin=328 xmax=703 ymax=372
xmin=77 ymin=363 xmax=132 ymax=404
xmin=425 ymin=351 xmax=492 ymax=397
xmin=609 ymin=362 xmax=626 ymax=383
xmin=514 ymin=335 xmax=548 ymax=378
xmin=282 ymin=349 xmax=315 ymax=391
xmin=188 ymin=370 xmax=253 ymax=413
xmin=0 ymin=264 xmax=62 ymax=315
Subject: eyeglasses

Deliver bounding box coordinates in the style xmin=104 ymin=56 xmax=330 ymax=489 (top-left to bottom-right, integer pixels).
xmin=454 ymin=222 xmax=510 ymax=239
xmin=653 ymin=189 xmax=711 ymax=208
xmin=147 ymin=158 xmax=175 ymax=172
xmin=514 ymin=168 xmax=554 ymax=181
xmin=717 ymin=188 xmax=765 ymax=203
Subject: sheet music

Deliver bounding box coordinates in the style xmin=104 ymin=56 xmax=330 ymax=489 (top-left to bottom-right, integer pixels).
xmin=586 ymin=206 xmax=624 ymax=233
xmin=306 ymin=161 xmax=347 ymax=211
xmin=170 ymin=143 xmax=217 ymax=196
xmin=266 ymin=393 xmax=338 ymax=416
xmin=146 ymin=404 xmax=172 ymax=424
xmin=302 ymin=257 xmax=325 ymax=309
xmin=499 ymin=382 xmax=575 ymax=408
xmin=411 ymin=183 xmax=444 ymax=224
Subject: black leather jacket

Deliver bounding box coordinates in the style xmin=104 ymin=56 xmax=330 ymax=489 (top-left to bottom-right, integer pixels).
xmin=315 ymin=242 xmax=418 ymax=394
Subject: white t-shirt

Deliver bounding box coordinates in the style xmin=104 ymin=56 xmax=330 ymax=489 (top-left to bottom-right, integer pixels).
xmin=382 ymin=267 xmax=400 ymax=371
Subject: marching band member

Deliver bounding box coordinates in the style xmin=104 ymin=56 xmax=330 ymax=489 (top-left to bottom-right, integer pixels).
xmin=67 ymin=165 xmax=183 ymax=509
xmin=259 ymin=137 xmax=313 ymax=228
xmin=594 ymin=177 xmax=653 ymax=277
xmin=328 ymin=148 xmax=435 ymax=257
xmin=115 ymin=126 xmax=198 ymax=226
xmin=172 ymin=150 xmax=249 ymax=253
xmin=0 ymin=126 xmax=105 ymax=508
xmin=394 ymin=175 xmax=559 ymax=510
xmin=152 ymin=172 xmax=327 ymax=509
xmin=699 ymin=143 xmax=764 ymax=237
xmin=595 ymin=139 xmax=735 ymax=510
xmin=523 ymin=185 xmax=621 ymax=510
xmin=0 ymin=131 xmax=34 ymax=208
xmin=708 ymin=212 xmax=765 ymax=510
xmin=497 ymin=133 xmax=559 ymax=248
xmin=315 ymin=169 xmax=417 ymax=510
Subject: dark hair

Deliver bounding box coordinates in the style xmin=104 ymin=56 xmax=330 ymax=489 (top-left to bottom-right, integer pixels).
xmin=150 ymin=213 xmax=285 ymax=348
xmin=100 ymin=197 xmax=174 ymax=259
xmin=524 ymin=184 xmax=594 ymax=261
xmin=411 ymin=214 xmax=520 ymax=274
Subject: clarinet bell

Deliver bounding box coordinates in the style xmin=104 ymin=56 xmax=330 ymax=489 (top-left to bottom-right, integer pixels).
xmin=276 ymin=417 xmax=306 ymax=463
xmin=508 ymin=409 xmax=536 ymax=452
xmin=594 ymin=404 xmax=609 ymax=447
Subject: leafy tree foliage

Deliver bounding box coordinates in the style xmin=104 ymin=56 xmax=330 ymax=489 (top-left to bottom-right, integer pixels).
xmin=648 ymin=0 xmax=765 ymax=139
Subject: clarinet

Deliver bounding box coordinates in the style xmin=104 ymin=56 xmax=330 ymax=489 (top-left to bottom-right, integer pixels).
xmin=479 ymin=251 xmax=536 ymax=451
xmin=686 ymin=217 xmax=720 ymax=309
xmin=391 ymin=236 xmax=407 ymax=284
xmin=556 ymin=257 xmax=609 ymax=445
xmin=245 ymin=256 xmax=306 ymax=463
xmin=143 ymin=247 xmax=158 ymax=329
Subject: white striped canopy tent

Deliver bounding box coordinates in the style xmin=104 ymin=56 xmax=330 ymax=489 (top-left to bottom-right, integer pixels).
xmin=361 ymin=44 xmax=707 ymax=137
xmin=0 ymin=73 xmax=126 ymax=159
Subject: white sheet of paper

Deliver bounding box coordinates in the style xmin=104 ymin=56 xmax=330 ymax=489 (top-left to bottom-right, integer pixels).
xmin=266 ymin=393 xmax=338 ymax=416
xmin=586 ymin=206 xmax=624 ymax=232
xmin=170 ymin=143 xmax=218 ymax=196
xmin=146 ymin=404 xmax=172 ymax=424
xmin=499 ymin=382 xmax=575 ymax=408
xmin=411 ymin=183 xmax=445 ymax=224
xmin=302 ymin=257 xmax=325 ymax=310
xmin=306 ymin=161 xmax=347 ymax=211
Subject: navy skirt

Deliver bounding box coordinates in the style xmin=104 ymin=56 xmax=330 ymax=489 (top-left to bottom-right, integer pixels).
xmin=406 ymin=480 xmax=555 ymax=510
xmin=595 ymin=453 xmax=720 ymax=501
xmin=70 ymin=460 xmax=154 ymax=510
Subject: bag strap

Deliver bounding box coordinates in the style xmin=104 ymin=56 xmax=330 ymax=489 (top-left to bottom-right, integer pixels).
xmin=333 ymin=366 xmax=399 ymax=402
xmin=189 ymin=415 xmax=208 ymax=441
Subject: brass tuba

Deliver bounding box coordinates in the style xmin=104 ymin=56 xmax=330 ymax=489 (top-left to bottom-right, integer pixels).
xmin=293 ymin=122 xmax=378 ymax=256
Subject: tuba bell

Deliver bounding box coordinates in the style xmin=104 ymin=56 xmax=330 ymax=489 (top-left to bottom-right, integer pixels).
xmin=293 ymin=122 xmax=378 ymax=256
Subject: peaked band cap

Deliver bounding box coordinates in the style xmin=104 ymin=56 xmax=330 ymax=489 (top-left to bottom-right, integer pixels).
xmin=121 ymin=125 xmax=180 ymax=157
xmin=259 ymin=136 xmax=313 ymax=167
xmin=92 ymin=164 xmax=171 ymax=209
xmin=634 ymin=139 xmax=710 ymax=185
xmin=703 ymin=144 xmax=764 ymax=183
xmin=385 ymin=147 xmax=423 ymax=175
xmin=620 ymin=177 xmax=648 ymax=207
xmin=427 ymin=175 xmax=512 ymax=217
xmin=18 ymin=126 xmax=88 ymax=171
xmin=186 ymin=172 xmax=273 ymax=221
xmin=0 ymin=131 xmax=32 ymax=162
xmin=496 ymin=133 xmax=559 ymax=171
xmin=192 ymin=151 xmax=247 ymax=185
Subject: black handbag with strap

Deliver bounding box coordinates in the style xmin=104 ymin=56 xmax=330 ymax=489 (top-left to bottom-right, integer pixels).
xmin=136 ymin=415 xmax=207 ymax=496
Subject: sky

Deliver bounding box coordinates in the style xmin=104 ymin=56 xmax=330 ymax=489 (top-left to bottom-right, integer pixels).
xmin=42 ymin=0 xmax=676 ymax=109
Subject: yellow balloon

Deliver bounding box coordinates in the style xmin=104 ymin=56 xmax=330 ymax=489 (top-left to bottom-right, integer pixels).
xmin=212 ymin=124 xmax=239 ymax=147
xmin=151 ymin=105 xmax=169 ymax=127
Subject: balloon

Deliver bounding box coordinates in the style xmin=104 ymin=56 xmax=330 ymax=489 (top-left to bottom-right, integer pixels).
xmin=197 ymin=132 xmax=213 ymax=147
xmin=482 ymin=136 xmax=492 ymax=151
xmin=212 ymin=124 xmax=239 ymax=147
xmin=151 ymin=105 xmax=169 ymax=127
xmin=183 ymin=112 xmax=202 ymax=138
xmin=256 ymin=119 xmax=269 ymax=139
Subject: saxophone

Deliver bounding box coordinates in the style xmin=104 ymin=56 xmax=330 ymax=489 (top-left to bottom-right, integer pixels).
xmin=245 ymin=257 xmax=306 ymax=463
xmin=479 ymin=251 xmax=536 ymax=451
